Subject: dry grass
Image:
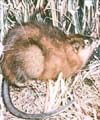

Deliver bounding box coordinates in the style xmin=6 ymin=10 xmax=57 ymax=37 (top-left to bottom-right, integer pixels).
xmin=0 ymin=0 xmax=100 ymax=120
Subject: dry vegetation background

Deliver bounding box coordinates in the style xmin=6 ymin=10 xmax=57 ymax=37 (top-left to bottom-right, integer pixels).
xmin=0 ymin=0 xmax=100 ymax=120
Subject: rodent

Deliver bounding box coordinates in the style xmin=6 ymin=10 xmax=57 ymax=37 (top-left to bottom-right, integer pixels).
xmin=1 ymin=23 xmax=95 ymax=119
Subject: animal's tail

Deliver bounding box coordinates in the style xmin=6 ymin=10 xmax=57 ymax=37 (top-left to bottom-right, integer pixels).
xmin=2 ymin=78 xmax=75 ymax=119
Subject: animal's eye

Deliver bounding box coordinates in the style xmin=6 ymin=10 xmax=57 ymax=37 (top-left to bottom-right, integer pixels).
xmin=84 ymin=39 xmax=90 ymax=46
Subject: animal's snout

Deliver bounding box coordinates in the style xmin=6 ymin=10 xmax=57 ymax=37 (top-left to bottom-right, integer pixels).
xmin=91 ymin=37 xmax=100 ymax=49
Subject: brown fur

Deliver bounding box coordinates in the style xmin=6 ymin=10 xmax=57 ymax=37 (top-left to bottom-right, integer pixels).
xmin=1 ymin=23 xmax=93 ymax=86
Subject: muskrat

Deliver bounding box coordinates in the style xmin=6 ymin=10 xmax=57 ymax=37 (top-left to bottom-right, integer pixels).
xmin=1 ymin=23 xmax=96 ymax=119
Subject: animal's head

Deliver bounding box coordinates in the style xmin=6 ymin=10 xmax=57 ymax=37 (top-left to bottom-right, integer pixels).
xmin=68 ymin=34 xmax=98 ymax=67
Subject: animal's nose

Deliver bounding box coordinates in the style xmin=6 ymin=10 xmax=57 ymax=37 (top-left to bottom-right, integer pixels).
xmin=91 ymin=37 xmax=100 ymax=49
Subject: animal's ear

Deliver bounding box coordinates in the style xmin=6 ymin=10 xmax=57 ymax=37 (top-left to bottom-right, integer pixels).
xmin=72 ymin=42 xmax=80 ymax=53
